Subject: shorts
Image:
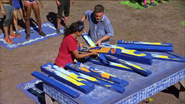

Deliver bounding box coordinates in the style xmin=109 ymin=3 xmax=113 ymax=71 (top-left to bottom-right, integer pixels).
xmin=57 ymin=0 xmax=70 ymax=18
xmin=13 ymin=0 xmax=22 ymax=10
xmin=3 ymin=5 xmax=13 ymax=26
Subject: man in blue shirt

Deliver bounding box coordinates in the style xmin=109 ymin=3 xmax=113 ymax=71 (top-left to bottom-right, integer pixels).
xmin=81 ymin=4 xmax=114 ymax=47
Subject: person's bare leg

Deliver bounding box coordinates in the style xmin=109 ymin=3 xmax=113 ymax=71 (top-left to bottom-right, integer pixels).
xmin=9 ymin=23 xmax=14 ymax=35
xmin=13 ymin=10 xmax=18 ymax=32
xmin=57 ymin=18 xmax=61 ymax=29
xmin=25 ymin=4 xmax=31 ymax=35
xmin=18 ymin=8 xmax=25 ymax=23
xmin=65 ymin=16 xmax=69 ymax=26
xmin=3 ymin=26 xmax=8 ymax=38
xmin=32 ymin=2 xmax=42 ymax=32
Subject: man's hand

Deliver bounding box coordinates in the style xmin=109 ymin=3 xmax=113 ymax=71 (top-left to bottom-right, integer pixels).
xmin=2 ymin=10 xmax=6 ymax=16
xmin=96 ymin=40 xmax=102 ymax=47
xmin=56 ymin=0 xmax=61 ymax=6
xmin=72 ymin=0 xmax=75 ymax=5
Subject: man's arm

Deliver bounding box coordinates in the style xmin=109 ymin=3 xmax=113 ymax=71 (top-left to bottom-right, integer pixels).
xmin=96 ymin=23 xmax=114 ymax=47
xmin=81 ymin=14 xmax=87 ymax=22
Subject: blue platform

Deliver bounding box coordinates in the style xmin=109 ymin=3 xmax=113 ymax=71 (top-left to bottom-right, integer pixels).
xmin=17 ymin=52 xmax=185 ymax=104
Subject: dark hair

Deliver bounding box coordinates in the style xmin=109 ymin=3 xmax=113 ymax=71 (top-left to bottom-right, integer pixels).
xmin=94 ymin=4 xmax=104 ymax=13
xmin=64 ymin=21 xmax=84 ymax=36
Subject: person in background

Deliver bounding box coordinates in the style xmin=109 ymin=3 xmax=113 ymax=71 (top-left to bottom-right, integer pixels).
xmin=22 ymin=0 xmax=46 ymax=39
xmin=56 ymin=0 xmax=75 ymax=34
xmin=0 ymin=0 xmax=22 ymax=44
xmin=55 ymin=20 xmax=98 ymax=68
xmin=81 ymin=4 xmax=114 ymax=47
xmin=12 ymin=0 xmax=25 ymax=35
xmin=144 ymin=0 xmax=157 ymax=8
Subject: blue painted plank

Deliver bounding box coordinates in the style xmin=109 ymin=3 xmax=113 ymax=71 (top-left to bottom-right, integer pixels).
xmin=31 ymin=71 xmax=79 ymax=98
xmin=117 ymin=40 xmax=173 ymax=47
xmin=81 ymin=31 xmax=110 ymax=65
xmin=152 ymin=54 xmax=185 ymax=62
xmin=86 ymin=57 xmax=134 ymax=72
xmin=79 ymin=46 xmax=122 ymax=55
xmin=101 ymin=43 xmax=153 ymax=65
xmin=40 ymin=63 xmax=95 ymax=88
xmin=76 ymin=62 xmax=129 ymax=85
xmin=40 ymin=66 xmax=94 ymax=94
xmin=117 ymin=44 xmax=173 ymax=52
xmin=65 ymin=64 xmax=126 ymax=93
xmin=104 ymin=54 xmax=152 ymax=76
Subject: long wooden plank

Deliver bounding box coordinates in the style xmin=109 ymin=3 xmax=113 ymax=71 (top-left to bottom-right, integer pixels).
xmin=152 ymin=54 xmax=185 ymax=62
xmin=101 ymin=43 xmax=152 ymax=65
xmin=40 ymin=65 xmax=94 ymax=94
xmin=86 ymin=57 xmax=134 ymax=72
xmin=117 ymin=44 xmax=173 ymax=52
xmin=104 ymin=54 xmax=152 ymax=76
xmin=81 ymin=31 xmax=110 ymax=65
xmin=79 ymin=46 xmax=122 ymax=54
xmin=75 ymin=62 xmax=129 ymax=86
xmin=65 ymin=64 xmax=125 ymax=93
xmin=65 ymin=63 xmax=123 ymax=84
xmin=40 ymin=63 xmax=95 ymax=88
xmin=31 ymin=71 xmax=79 ymax=98
xmin=117 ymin=40 xmax=173 ymax=47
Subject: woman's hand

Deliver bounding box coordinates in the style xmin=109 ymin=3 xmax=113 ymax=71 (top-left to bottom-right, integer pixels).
xmin=90 ymin=51 xmax=98 ymax=56
xmin=78 ymin=42 xmax=85 ymax=49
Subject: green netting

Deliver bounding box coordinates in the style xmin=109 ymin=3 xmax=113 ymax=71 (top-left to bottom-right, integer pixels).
xmin=181 ymin=21 xmax=185 ymax=26
xmin=120 ymin=0 xmax=173 ymax=9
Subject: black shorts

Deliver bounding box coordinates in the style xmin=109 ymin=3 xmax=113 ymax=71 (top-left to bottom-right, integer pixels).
xmin=57 ymin=0 xmax=70 ymax=18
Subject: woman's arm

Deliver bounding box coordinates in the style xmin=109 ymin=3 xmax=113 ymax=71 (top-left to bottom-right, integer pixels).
xmin=72 ymin=50 xmax=97 ymax=59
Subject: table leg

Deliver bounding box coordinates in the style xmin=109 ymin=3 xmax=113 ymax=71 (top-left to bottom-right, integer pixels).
xmin=45 ymin=93 xmax=60 ymax=104
xmin=174 ymin=81 xmax=185 ymax=102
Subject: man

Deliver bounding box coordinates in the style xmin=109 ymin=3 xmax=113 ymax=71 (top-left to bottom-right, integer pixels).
xmin=56 ymin=0 xmax=74 ymax=34
xmin=0 ymin=0 xmax=21 ymax=44
xmin=81 ymin=4 xmax=114 ymax=47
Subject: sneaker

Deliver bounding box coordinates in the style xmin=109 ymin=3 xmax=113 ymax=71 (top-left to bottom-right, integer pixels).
xmin=39 ymin=31 xmax=46 ymax=36
xmin=56 ymin=29 xmax=61 ymax=34
xmin=144 ymin=5 xmax=148 ymax=8
xmin=5 ymin=37 xmax=13 ymax=44
xmin=10 ymin=33 xmax=22 ymax=38
xmin=25 ymin=34 xmax=30 ymax=40
xmin=150 ymin=3 xmax=157 ymax=6
xmin=15 ymin=30 xmax=21 ymax=35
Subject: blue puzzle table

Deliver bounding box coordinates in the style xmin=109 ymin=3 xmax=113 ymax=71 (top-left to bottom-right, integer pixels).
xmin=18 ymin=52 xmax=185 ymax=104
xmin=40 ymin=52 xmax=185 ymax=104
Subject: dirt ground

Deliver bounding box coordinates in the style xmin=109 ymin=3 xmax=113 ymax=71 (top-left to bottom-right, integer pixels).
xmin=0 ymin=0 xmax=185 ymax=104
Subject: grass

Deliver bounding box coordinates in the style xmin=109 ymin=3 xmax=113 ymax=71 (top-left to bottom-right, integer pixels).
xmin=120 ymin=0 xmax=173 ymax=9
xmin=181 ymin=21 xmax=185 ymax=26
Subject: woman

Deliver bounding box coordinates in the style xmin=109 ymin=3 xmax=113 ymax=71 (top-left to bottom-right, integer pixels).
xmin=23 ymin=0 xmax=46 ymax=39
xmin=13 ymin=0 xmax=25 ymax=35
xmin=55 ymin=21 xmax=98 ymax=68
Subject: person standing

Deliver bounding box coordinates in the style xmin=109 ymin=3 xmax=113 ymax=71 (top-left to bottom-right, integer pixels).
xmin=81 ymin=4 xmax=114 ymax=47
xmin=56 ymin=0 xmax=74 ymax=34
